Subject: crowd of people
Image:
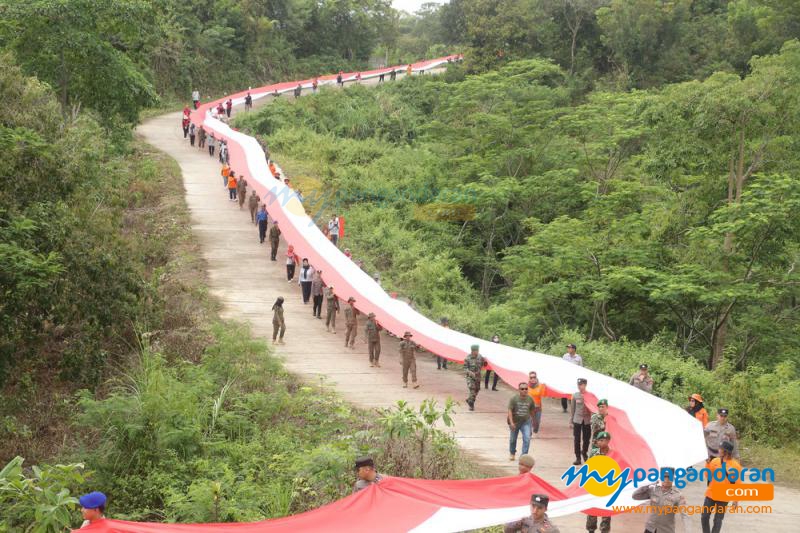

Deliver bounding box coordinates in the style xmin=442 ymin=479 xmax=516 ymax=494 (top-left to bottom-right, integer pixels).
xmin=172 ymin=80 xmax=745 ymax=533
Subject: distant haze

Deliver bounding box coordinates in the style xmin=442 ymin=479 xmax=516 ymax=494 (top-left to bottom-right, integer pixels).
xmin=393 ymin=0 xmax=447 ymax=15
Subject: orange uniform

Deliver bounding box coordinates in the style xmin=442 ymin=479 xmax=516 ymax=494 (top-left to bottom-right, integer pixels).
xmin=705 ymin=457 xmax=742 ymax=500
xmin=528 ymin=382 xmax=547 ymax=408
xmin=227 ymin=175 xmax=237 ymax=189
xmin=695 ymin=408 xmax=709 ymax=428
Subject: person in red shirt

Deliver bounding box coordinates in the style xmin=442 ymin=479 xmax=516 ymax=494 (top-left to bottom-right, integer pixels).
xmin=225 ymin=98 xmax=233 ymax=117
xmin=216 ymin=102 xmax=225 ymax=116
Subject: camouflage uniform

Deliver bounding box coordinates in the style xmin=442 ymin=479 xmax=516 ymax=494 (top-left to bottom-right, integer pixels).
xmin=268 ymin=223 xmax=281 ymax=261
xmin=590 ymin=412 xmax=606 ymax=445
xmin=586 ymin=446 xmax=611 ymax=533
xmin=463 ymin=352 xmax=486 ymax=410
xmin=503 ymin=513 xmax=560 ymax=533
xmin=399 ymin=339 xmax=419 ymax=386
xmin=248 ymin=192 xmax=260 ymax=223
xmin=325 ymin=287 xmax=338 ymax=331
xmin=344 ymin=305 xmax=358 ymax=347
xmin=365 ymin=317 xmax=382 ymax=365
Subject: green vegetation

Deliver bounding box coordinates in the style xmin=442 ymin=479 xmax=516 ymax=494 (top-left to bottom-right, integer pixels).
xmin=236 ymin=42 xmax=800 ymax=459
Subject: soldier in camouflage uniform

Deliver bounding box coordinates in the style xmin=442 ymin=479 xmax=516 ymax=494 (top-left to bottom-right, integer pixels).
xmin=344 ymin=297 xmax=358 ymax=348
xmin=399 ymin=331 xmax=420 ymax=388
xmin=325 ymin=285 xmax=339 ymax=333
xmin=464 ymin=344 xmax=486 ymax=411
xmin=586 ymin=431 xmax=612 ymax=533
xmin=590 ymin=399 xmax=608 ymax=446
xmin=503 ymin=493 xmax=560 ymax=533
xmin=365 ymin=312 xmax=382 ymax=366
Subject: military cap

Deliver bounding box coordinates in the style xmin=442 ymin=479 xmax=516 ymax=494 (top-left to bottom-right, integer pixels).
xmin=79 ymin=491 xmax=107 ymax=510
xmin=470 ymin=344 xmax=480 ymax=351
xmin=354 ymin=456 xmax=375 ymax=469
xmin=597 ymin=399 xmax=608 ymax=407
xmin=595 ymin=431 xmax=611 ymax=440
xmin=403 ymin=331 xmax=413 ymax=338
xmin=367 ymin=312 xmax=376 ymax=318
xmin=567 ymin=343 xmax=577 ymax=349
xmin=519 ymin=454 xmax=535 ymax=468
xmin=440 ymin=317 xmax=449 ymax=325
xmin=639 ymin=363 xmax=648 ymax=370
xmin=530 ymin=494 xmax=549 ymax=508
xmin=720 ymin=441 xmax=734 ymax=453
xmin=347 ymin=296 xmax=355 ymax=302
xmin=718 ymin=408 xmax=729 ymax=416
xmin=577 ymin=378 xmax=587 ymax=385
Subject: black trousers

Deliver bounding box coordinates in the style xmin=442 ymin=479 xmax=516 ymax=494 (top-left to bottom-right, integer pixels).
xmin=561 ymin=397 xmax=568 ymax=411
xmin=209 ymin=145 xmax=215 ymax=156
xmin=286 ymin=263 xmax=295 ymax=280
xmin=484 ymin=370 xmax=500 ymax=389
xmin=189 ymin=134 xmax=195 ymax=146
xmin=258 ymin=220 xmax=267 ymax=243
xmin=573 ymin=422 xmax=591 ymax=459
xmin=312 ymin=295 xmax=323 ymax=317
xmin=701 ymin=496 xmax=728 ymax=533
xmin=301 ymin=281 xmax=312 ymax=303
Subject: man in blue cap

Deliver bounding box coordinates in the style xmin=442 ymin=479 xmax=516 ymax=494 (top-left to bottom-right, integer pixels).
xmin=78 ymin=491 xmax=107 ymax=528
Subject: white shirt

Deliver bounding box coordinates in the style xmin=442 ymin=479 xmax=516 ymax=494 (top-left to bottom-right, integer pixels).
xmin=328 ymin=218 xmax=339 ymax=233
xmin=192 ymin=90 xmax=199 ymax=101
xmin=562 ymin=353 xmax=584 ymax=366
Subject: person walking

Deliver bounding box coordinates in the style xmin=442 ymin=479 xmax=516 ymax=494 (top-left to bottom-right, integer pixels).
xmin=344 ymin=297 xmax=358 ymax=348
xmin=570 ymin=378 xmax=591 ymax=465
xmin=687 ymin=393 xmax=709 ymax=428
xmin=507 ymin=382 xmax=535 ymax=461
xmin=390 ymin=69 xmax=396 ymax=81
xmin=182 ymin=115 xmax=190 ymax=138
xmin=399 ymin=331 xmax=420 ymax=388
xmin=704 ymin=408 xmax=739 ymax=461
xmin=586 ymin=432 xmax=612 ymax=533
xmin=464 ymin=345 xmax=486 ymax=411
xmin=225 ymin=97 xmax=232 ymax=117
xmin=269 ymin=221 xmax=281 ymax=260
xmin=271 ymin=297 xmax=286 ymax=344
xmin=365 ymin=312 xmax=382 ymax=367
xmin=378 ymin=71 xmax=385 ymax=82
xmin=503 ymin=494 xmax=560 ymax=533
xmin=208 ymin=133 xmax=216 ymax=157
xmin=561 ymin=343 xmax=583 ymax=411
xmin=198 ymin=126 xmax=206 ymax=149
xmin=311 ymin=270 xmax=324 ymax=318
xmin=483 ymin=333 xmax=501 ymax=391
xmin=590 ymin=399 xmax=608 ymax=445
xmin=294 ymin=84 xmax=302 ymax=98
xmin=437 ymin=317 xmax=449 ymax=369
xmin=328 ymin=215 xmax=340 ymax=246
xmin=325 ymin=285 xmax=339 ymax=332
xmin=285 ymin=244 xmax=299 ymax=280
xmin=245 ymin=92 xmax=252 ymax=111
xmin=192 ymin=89 xmax=200 ymax=109
xmin=256 ymin=204 xmax=268 ymax=243
xmin=236 ymin=176 xmax=247 ymax=209
xmin=632 ymin=468 xmax=691 ymax=533
xmin=701 ymin=441 xmax=741 ymax=533
xmin=527 ymin=371 xmax=547 ymax=434
xmin=297 ymin=258 xmax=314 ymax=303
xmin=337 ymin=71 xmax=344 ymax=86
xmin=406 ymin=64 xmax=413 ymax=77
xmin=312 ymin=78 xmax=318 ymax=92
xmin=221 ymin=162 xmax=230 ymax=187
xmin=248 ymin=190 xmax=260 ymax=224
xmin=630 ymin=363 xmax=654 ymax=392
xmin=188 ymin=123 xmax=196 ymax=146
xmin=227 ymin=171 xmax=238 ymax=201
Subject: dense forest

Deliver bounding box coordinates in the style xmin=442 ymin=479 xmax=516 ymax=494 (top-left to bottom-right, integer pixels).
xmin=1 ymin=0 xmax=800 ymax=529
